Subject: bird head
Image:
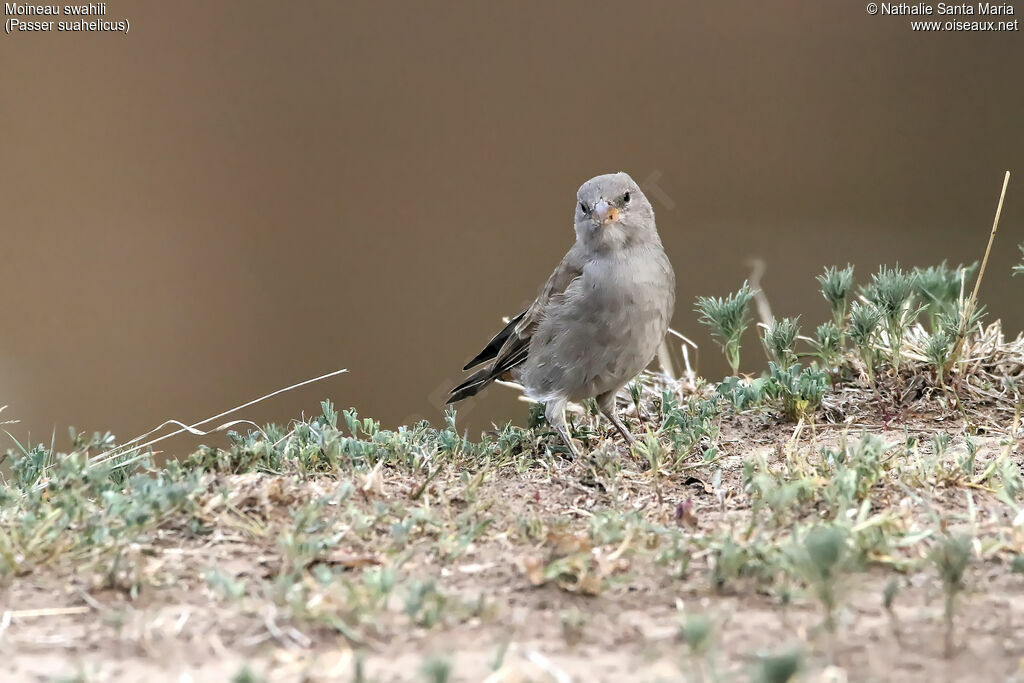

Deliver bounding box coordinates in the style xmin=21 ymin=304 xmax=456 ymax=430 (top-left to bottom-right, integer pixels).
xmin=573 ymin=172 xmax=658 ymax=251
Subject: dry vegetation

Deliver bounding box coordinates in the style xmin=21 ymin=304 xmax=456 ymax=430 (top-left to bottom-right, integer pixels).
xmin=4 ymin=253 xmax=1024 ymax=682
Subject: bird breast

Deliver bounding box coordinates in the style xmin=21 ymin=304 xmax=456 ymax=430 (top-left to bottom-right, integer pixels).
xmin=521 ymin=245 xmax=675 ymax=402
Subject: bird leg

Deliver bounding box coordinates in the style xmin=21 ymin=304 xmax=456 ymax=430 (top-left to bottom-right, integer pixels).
xmin=545 ymin=398 xmax=580 ymax=457
xmin=597 ymin=390 xmax=637 ymax=446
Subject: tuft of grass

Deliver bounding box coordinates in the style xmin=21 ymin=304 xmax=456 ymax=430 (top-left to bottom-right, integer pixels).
xmin=656 ymin=390 xmax=721 ymax=462
xmin=819 ymin=433 xmax=886 ymax=512
xmin=789 ymin=524 xmax=852 ymax=634
xmin=924 ymin=329 xmax=954 ymax=387
xmin=559 ymin=607 xmax=588 ymax=646
xmin=848 ymin=301 xmax=882 ymax=383
xmin=936 ymin=301 xmax=987 ymax=350
xmin=695 ymin=282 xmax=756 ymax=375
xmin=765 ymin=363 xmax=829 ymax=422
xmin=930 ymin=534 xmax=971 ymax=658
xmin=752 ymin=649 xmax=802 ymax=683
xmin=883 ymin=576 xmax=902 ymax=642
xmin=679 ymin=613 xmax=713 ymax=654
xmin=763 ymin=316 xmax=801 ymax=372
xmin=231 ymin=666 xmax=265 ymax=683
xmin=817 ymin=265 xmax=855 ymax=331
xmin=679 ymin=612 xmax=717 ymax=681
xmin=419 ymin=655 xmax=453 ymax=683
xmin=912 ymin=261 xmax=977 ymax=329
xmin=861 ymin=264 xmax=917 ymax=372
xmin=814 ymin=320 xmax=842 ymax=369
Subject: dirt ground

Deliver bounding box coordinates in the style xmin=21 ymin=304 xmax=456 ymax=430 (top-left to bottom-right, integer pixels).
xmin=3 ymin=409 xmax=1024 ymax=683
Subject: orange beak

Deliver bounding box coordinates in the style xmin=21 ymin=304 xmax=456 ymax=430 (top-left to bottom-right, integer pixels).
xmin=593 ymin=199 xmax=619 ymax=224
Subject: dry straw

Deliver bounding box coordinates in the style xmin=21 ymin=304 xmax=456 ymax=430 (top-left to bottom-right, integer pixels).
xmin=29 ymin=368 xmax=349 ymax=489
xmin=948 ymin=171 xmax=1011 ymax=369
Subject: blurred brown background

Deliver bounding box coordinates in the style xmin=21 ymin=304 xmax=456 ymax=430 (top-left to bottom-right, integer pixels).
xmin=1 ymin=1 xmax=1022 ymax=453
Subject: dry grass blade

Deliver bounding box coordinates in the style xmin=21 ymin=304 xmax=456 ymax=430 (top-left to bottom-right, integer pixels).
xmin=949 ymin=171 xmax=1011 ymax=368
xmin=0 ymin=405 xmax=18 ymax=427
xmin=25 ymin=369 xmax=350 ymax=488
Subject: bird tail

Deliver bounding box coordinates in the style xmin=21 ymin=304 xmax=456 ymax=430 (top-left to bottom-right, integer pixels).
xmin=446 ymin=366 xmax=498 ymax=404
xmin=448 ymin=341 xmax=529 ymax=404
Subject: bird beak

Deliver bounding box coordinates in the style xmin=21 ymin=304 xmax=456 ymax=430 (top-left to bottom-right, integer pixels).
xmin=593 ymin=199 xmax=619 ymax=225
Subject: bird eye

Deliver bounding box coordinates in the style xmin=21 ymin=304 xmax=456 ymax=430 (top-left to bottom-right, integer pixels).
xmin=579 ymin=201 xmax=590 ymax=213
xmin=622 ymin=192 xmax=631 ymax=204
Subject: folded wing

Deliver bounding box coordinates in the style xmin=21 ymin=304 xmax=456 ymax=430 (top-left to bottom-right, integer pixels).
xmin=447 ymin=247 xmax=584 ymax=404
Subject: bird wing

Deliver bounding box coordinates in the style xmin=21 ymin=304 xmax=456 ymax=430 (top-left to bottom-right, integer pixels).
xmin=461 ymin=310 xmax=528 ymax=371
xmin=448 ymin=246 xmax=584 ymax=402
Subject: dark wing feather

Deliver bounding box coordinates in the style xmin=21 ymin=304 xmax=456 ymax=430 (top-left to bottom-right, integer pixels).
xmin=447 ymin=365 xmax=497 ymax=404
xmin=462 ymin=311 xmax=527 ymax=370
xmin=447 ymin=247 xmax=584 ymax=403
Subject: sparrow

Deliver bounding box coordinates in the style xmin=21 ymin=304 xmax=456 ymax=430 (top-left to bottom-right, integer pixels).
xmin=447 ymin=172 xmax=675 ymax=456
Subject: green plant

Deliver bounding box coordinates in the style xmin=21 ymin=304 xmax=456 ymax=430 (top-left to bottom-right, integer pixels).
xmin=861 ymin=265 xmax=917 ymax=371
xmin=930 ymin=534 xmax=971 ymax=657
xmin=695 ymin=282 xmax=756 ymax=375
xmin=679 ymin=613 xmax=713 ymax=654
xmin=204 ymin=568 xmax=248 ymax=600
xmin=848 ymin=301 xmax=882 ymax=382
xmin=655 ymin=530 xmax=692 ymax=579
xmin=820 ymin=433 xmax=885 ymax=511
xmin=958 ymin=437 xmax=979 ymax=477
xmin=817 ymin=265 xmax=855 ymax=331
xmin=231 ymin=665 xmax=265 ymax=683
xmin=679 ymin=613 xmax=716 ymax=681
xmin=814 ymin=320 xmax=842 ymax=369
xmin=277 ymin=491 xmax=350 ymax=578
xmin=936 ymin=301 xmax=987 ymax=351
xmin=763 ymin=317 xmax=801 ymax=372
xmin=560 ymin=607 xmax=587 ymax=646
xmin=765 ymin=363 xmax=829 ymax=421
xmin=628 ymin=379 xmax=644 ymax=417
xmin=924 ymin=329 xmax=953 ymax=386
xmin=913 ymin=261 xmax=977 ymax=329
xmin=789 ymin=524 xmax=850 ymax=633
xmin=419 ymin=655 xmax=453 ymax=683
xmin=404 ymin=580 xmax=448 ymax=628
xmin=717 ymin=376 xmax=767 ymax=412
xmin=642 ymin=432 xmax=669 ymax=503
xmin=995 ymin=457 xmax=1023 ymax=508
xmin=657 ymin=391 xmax=721 ymax=460
xmin=752 ymin=649 xmax=801 ymax=683
xmin=745 ymin=458 xmax=815 ymax=525
xmin=883 ymin=576 xmax=901 ymax=642
xmin=710 ymin=536 xmax=782 ymax=593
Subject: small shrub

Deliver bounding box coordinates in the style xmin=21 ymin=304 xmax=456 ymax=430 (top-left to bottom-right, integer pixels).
xmin=763 ymin=317 xmax=801 ymax=371
xmin=696 ymin=282 xmax=756 ymax=375
xmin=817 ymin=265 xmax=855 ymax=330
